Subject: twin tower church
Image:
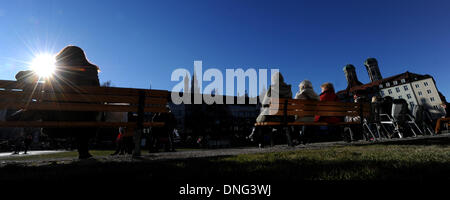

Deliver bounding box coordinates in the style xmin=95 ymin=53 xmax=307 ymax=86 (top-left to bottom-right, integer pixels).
xmin=338 ymin=58 xmax=445 ymax=118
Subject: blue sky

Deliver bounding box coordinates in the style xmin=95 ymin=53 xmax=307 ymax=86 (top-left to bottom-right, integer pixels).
xmin=1 ymin=0 xmax=450 ymax=97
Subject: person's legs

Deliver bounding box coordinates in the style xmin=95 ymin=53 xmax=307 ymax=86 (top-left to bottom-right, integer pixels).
xmin=111 ymin=140 xmax=120 ymax=155
xmin=13 ymin=139 xmax=21 ymax=154
xmin=76 ymin=135 xmax=91 ymax=159
xmin=256 ymin=127 xmax=265 ymax=148
xmin=168 ymin=130 xmax=175 ymax=152
xmin=23 ymin=140 xmax=31 ymax=154
xmin=76 ymin=128 xmax=94 ymax=159
xmin=435 ymin=118 xmax=443 ymax=134
xmin=303 ymin=126 xmax=314 ymax=144
xmin=285 ymin=126 xmax=293 ymax=147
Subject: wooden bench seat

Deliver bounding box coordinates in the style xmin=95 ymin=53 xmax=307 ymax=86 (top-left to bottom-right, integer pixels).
xmin=0 ymin=80 xmax=169 ymax=128
xmin=0 ymin=79 xmax=169 ymax=156
xmin=435 ymin=117 xmax=450 ymax=134
xmin=254 ymin=98 xmax=371 ymax=145
xmin=255 ymin=98 xmax=370 ymax=126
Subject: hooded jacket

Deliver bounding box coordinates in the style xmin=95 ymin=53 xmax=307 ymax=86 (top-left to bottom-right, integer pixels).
xmin=41 ymin=46 xmax=100 ymax=138
xmin=294 ymin=80 xmax=319 ymax=122
xmin=52 ymin=45 xmax=100 ymax=87
xmin=256 ymin=72 xmax=292 ymax=123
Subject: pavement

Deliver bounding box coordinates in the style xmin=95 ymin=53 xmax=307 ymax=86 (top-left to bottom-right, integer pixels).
xmin=0 ymin=150 xmax=67 ymax=158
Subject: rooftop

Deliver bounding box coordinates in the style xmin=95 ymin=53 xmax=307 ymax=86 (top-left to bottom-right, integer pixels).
xmin=337 ymin=71 xmax=432 ymax=96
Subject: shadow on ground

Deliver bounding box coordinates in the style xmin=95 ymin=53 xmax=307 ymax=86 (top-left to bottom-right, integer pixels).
xmin=1 ymin=152 xmax=448 ymax=182
xmin=351 ymin=136 xmax=450 ymax=147
xmin=1 ymin=135 xmax=449 ymax=182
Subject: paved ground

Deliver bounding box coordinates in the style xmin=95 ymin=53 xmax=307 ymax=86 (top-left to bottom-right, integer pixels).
xmin=1 ymin=133 xmax=449 ymax=167
xmin=0 ymin=150 xmax=67 ymax=158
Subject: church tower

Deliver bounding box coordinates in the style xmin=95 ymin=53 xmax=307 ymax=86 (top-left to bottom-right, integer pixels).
xmin=343 ymin=64 xmax=362 ymax=88
xmin=364 ymin=58 xmax=382 ymax=82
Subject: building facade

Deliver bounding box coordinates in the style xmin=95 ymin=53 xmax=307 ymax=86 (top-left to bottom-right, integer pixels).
xmin=338 ymin=58 xmax=446 ymax=119
xmin=378 ymin=76 xmax=444 ymax=117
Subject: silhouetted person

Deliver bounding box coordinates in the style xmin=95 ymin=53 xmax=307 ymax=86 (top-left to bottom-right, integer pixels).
xmin=315 ymin=82 xmax=341 ymax=123
xmin=11 ymin=129 xmax=24 ymax=155
xmin=150 ymin=110 xmax=177 ymax=152
xmin=42 ymin=46 xmax=100 ymax=159
xmin=315 ymin=82 xmax=341 ymax=141
xmin=111 ymin=128 xmax=125 ymax=156
xmin=392 ymin=98 xmax=411 ymax=136
xmin=23 ymin=134 xmax=32 ymax=154
xmin=380 ymin=96 xmax=394 ymax=116
xmin=294 ymin=80 xmax=319 ymax=144
xmin=441 ymin=101 xmax=450 ymax=118
xmin=256 ymin=72 xmax=293 ymax=147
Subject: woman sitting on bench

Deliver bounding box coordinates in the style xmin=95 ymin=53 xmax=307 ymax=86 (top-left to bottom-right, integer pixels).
xmin=314 ymin=82 xmax=342 ymax=141
xmin=255 ymin=72 xmax=292 ymax=147
xmin=294 ymin=80 xmax=319 ymax=144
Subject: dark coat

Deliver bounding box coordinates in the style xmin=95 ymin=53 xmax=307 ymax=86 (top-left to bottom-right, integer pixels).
xmin=42 ymin=46 xmax=100 ymax=138
xmin=151 ymin=112 xmax=177 ymax=138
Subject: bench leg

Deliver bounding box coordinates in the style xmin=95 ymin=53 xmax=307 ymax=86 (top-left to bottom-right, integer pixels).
xmin=269 ymin=129 xmax=274 ymax=147
xmin=133 ymin=129 xmax=143 ymax=157
xmin=342 ymin=126 xmax=353 ymax=143
xmin=363 ymin=123 xmax=376 ymax=141
xmin=285 ymin=127 xmax=293 ymax=147
xmin=376 ymin=124 xmax=386 ymax=139
xmin=435 ymin=118 xmax=442 ymax=134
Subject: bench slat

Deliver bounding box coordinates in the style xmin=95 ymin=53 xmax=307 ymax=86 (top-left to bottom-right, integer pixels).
xmin=0 ymin=102 xmax=168 ymax=113
xmin=254 ymin=121 xmax=361 ymax=126
xmin=269 ymin=105 xmax=361 ymax=112
xmin=0 ymin=80 xmax=169 ymax=98
xmin=39 ymin=85 xmax=169 ymax=98
xmin=0 ymin=121 xmax=165 ymax=127
xmin=268 ymin=110 xmax=361 ymax=116
xmin=0 ymin=91 xmax=168 ymax=105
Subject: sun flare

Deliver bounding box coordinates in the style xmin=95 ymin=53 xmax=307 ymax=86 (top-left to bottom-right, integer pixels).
xmin=29 ymin=53 xmax=56 ymax=78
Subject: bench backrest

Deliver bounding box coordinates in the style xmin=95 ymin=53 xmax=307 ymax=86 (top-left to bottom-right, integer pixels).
xmin=0 ymin=80 xmax=169 ymax=127
xmin=268 ymin=98 xmax=371 ymax=119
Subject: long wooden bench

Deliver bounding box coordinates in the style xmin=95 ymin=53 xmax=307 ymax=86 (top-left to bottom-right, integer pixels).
xmin=435 ymin=117 xmax=450 ymax=134
xmin=254 ymin=98 xmax=371 ymax=145
xmin=0 ymin=80 xmax=169 ymax=156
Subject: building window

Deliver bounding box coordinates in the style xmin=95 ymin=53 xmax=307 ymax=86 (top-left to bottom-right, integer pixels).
xmin=403 ymin=85 xmax=408 ymax=91
xmin=424 ymin=82 xmax=429 ymax=86
xmin=430 ymin=97 xmax=435 ymax=102
xmin=415 ymin=84 xmax=420 ymax=88
xmin=393 ymin=81 xmax=398 ymax=85
xmin=386 ymin=83 xmax=390 ymax=87
xmin=379 ymin=85 xmax=383 ymax=89
xmin=398 ymin=96 xmax=402 ymax=99
xmin=388 ymin=89 xmax=392 ymax=94
xmin=380 ymin=91 xmax=385 ymax=96
xmin=407 ymin=94 xmax=412 ymax=99
xmin=396 ymin=87 xmax=400 ymax=93
xmin=401 ymin=79 xmax=406 ymax=83
xmin=418 ymin=91 xmax=422 ymax=96
xmin=427 ymin=89 xmax=432 ymax=94
xmin=421 ymin=98 xmax=427 ymax=104
xmin=410 ymin=102 xmax=415 ymax=108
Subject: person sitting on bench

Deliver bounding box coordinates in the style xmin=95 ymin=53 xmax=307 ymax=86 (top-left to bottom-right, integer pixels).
xmin=255 ymin=72 xmax=292 ymax=147
xmin=294 ymin=80 xmax=319 ymax=144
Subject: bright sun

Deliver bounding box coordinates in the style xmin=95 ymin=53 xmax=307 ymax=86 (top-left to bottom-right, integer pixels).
xmin=29 ymin=53 xmax=56 ymax=78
